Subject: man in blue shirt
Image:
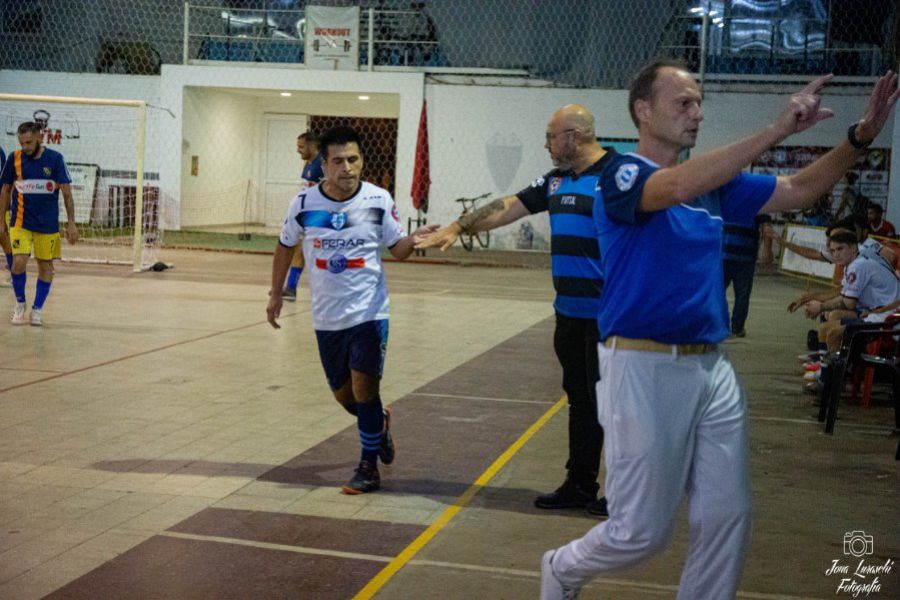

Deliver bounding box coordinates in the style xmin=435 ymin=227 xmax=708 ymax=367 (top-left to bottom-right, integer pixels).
xmin=0 ymin=122 xmax=79 ymax=325
xmin=417 ymin=104 xmax=612 ymax=517
xmin=282 ymin=131 xmax=325 ymax=301
xmin=723 ymin=214 xmax=772 ymax=337
xmin=540 ymin=61 xmax=898 ymax=600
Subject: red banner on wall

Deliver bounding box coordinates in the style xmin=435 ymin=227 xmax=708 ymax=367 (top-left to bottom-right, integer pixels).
xmin=410 ymin=100 xmax=430 ymax=211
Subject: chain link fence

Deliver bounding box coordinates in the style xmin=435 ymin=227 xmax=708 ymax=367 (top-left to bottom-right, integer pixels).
xmin=3 ymin=1 xmax=895 ymax=87
xmin=0 ymin=1 xmax=896 ymax=262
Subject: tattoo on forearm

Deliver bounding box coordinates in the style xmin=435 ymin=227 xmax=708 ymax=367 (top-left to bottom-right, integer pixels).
xmin=456 ymin=199 xmax=504 ymax=234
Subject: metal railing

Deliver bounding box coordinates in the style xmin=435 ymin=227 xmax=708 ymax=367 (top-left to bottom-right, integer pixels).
xmin=658 ymin=12 xmax=892 ymax=86
xmin=183 ymin=3 xmax=450 ymax=71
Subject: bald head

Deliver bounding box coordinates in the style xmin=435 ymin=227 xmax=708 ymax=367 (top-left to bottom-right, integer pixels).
xmin=544 ymin=104 xmax=604 ymax=172
xmin=550 ymin=104 xmax=596 ymax=140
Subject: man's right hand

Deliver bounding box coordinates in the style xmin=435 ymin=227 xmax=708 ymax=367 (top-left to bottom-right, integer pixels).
xmin=416 ymin=222 xmax=463 ymax=251
xmin=772 ymin=74 xmax=834 ymax=138
xmin=267 ymin=291 xmax=283 ymax=329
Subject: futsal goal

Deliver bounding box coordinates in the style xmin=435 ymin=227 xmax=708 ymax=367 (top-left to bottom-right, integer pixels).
xmin=0 ymin=93 xmax=162 ymax=272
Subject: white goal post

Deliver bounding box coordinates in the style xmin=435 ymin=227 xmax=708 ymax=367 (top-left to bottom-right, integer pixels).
xmin=0 ymin=93 xmax=150 ymax=272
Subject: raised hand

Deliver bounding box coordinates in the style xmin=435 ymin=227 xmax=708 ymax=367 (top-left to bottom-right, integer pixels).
xmin=774 ymin=74 xmax=834 ymax=137
xmin=854 ymin=70 xmax=899 ymax=144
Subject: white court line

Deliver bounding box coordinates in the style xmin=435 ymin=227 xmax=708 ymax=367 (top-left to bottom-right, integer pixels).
xmin=749 ymin=414 xmax=896 ymax=432
xmin=160 ymin=532 xmax=824 ymax=599
xmin=409 ymin=392 xmax=554 ymax=405
xmin=407 ymin=560 xmax=827 ymax=599
xmin=159 ymin=531 xmax=392 ymax=563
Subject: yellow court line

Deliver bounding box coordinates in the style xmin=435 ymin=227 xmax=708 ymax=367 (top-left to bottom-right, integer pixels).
xmin=352 ymin=394 xmax=568 ymax=600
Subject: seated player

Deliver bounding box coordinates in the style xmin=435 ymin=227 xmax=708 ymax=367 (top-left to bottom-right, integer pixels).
xmin=266 ymin=126 xmax=437 ymax=494
xmin=798 ymin=229 xmax=900 ymax=352
xmin=282 ymin=131 xmax=324 ymax=301
xmin=0 ymin=122 xmax=78 ymax=325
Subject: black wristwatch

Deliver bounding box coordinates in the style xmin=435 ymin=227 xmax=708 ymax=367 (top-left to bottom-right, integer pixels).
xmin=847 ymin=123 xmax=871 ymax=150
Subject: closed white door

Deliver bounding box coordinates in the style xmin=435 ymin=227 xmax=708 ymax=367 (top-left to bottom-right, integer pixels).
xmin=262 ymin=114 xmax=308 ymax=227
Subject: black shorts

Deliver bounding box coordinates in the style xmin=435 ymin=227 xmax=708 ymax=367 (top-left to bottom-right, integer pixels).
xmin=315 ymin=319 xmax=389 ymax=390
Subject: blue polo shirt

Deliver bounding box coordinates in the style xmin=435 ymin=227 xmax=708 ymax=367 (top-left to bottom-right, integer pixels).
xmin=595 ymin=152 xmax=776 ymax=344
xmin=516 ymin=149 xmax=617 ymax=319
xmin=302 ymin=153 xmax=324 ymax=185
xmin=0 ymin=148 xmax=72 ymax=233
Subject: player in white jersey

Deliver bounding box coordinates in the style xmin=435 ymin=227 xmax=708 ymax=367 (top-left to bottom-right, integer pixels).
xmin=267 ymin=126 xmax=437 ymax=494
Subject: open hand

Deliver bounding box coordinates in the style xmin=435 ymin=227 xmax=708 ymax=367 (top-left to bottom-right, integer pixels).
xmin=416 ymin=223 xmax=462 ymax=251
xmin=854 ymin=70 xmax=900 ymax=144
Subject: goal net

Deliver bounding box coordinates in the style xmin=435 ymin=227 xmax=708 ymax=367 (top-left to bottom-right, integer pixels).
xmin=0 ymin=93 xmax=162 ymax=271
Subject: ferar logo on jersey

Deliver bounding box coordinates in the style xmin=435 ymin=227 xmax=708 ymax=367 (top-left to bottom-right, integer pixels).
xmin=330 ymin=212 xmax=347 ymax=230
xmin=615 ymin=164 xmax=639 ymax=191
xmin=314 ymin=238 xmax=365 ymax=250
xmin=548 ymin=177 xmax=562 ymax=194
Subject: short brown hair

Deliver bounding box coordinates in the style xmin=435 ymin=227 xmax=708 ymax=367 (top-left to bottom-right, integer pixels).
xmin=298 ymin=131 xmax=319 ymax=146
xmin=627 ymin=57 xmax=689 ymax=129
xmin=17 ymin=121 xmax=42 ymax=135
xmin=828 ymin=230 xmax=858 ymax=247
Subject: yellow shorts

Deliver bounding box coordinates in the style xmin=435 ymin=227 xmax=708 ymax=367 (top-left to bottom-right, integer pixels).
xmin=10 ymin=227 xmax=62 ymax=261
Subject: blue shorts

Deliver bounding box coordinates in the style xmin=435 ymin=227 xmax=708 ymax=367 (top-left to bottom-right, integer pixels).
xmin=315 ymin=319 xmax=389 ymax=390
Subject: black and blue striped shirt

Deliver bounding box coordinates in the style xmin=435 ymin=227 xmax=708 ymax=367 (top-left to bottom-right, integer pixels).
xmin=516 ymin=150 xmax=616 ymax=319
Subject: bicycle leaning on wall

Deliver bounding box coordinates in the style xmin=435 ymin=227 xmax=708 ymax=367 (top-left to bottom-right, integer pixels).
xmin=454 ymin=192 xmax=491 ymax=251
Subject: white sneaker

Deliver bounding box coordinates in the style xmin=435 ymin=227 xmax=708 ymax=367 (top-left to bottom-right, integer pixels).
xmin=540 ymin=549 xmax=581 ymax=600
xmin=29 ymin=308 xmax=42 ymax=327
xmin=11 ymin=302 xmax=26 ymax=325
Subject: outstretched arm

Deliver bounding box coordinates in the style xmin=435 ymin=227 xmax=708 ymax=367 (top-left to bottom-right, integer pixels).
xmin=389 ymin=224 xmax=440 ymax=259
xmin=416 ymin=195 xmax=530 ymax=251
xmin=762 ymin=71 xmax=899 ymax=213
xmin=639 ymin=74 xmax=835 ymax=213
xmin=768 ymin=230 xmax=829 ymax=262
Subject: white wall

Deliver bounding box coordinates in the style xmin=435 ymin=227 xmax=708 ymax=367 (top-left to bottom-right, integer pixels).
xmin=180 ymin=87 xmax=258 ymax=228
xmin=159 ymin=65 xmax=423 ymax=230
xmin=0 ymin=70 xmax=163 ymax=176
xmin=2 ymin=69 xmax=894 ymax=243
xmin=426 ymin=81 xmax=896 ymax=249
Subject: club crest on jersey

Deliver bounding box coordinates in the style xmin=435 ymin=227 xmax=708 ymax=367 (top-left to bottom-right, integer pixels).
xmin=615 ymin=164 xmax=639 ymax=191
xmin=548 ymin=177 xmax=562 ymax=194
xmin=327 ymin=254 xmax=349 ymax=274
xmin=43 ymin=167 xmax=52 ymax=176
xmin=330 ymin=212 xmax=347 ymax=230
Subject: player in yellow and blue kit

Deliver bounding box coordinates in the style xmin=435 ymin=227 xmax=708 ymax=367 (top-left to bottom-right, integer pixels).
xmin=0 ymin=122 xmax=79 ymax=326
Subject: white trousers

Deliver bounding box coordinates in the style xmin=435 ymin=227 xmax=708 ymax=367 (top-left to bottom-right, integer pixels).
xmin=551 ymin=344 xmax=752 ymax=600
